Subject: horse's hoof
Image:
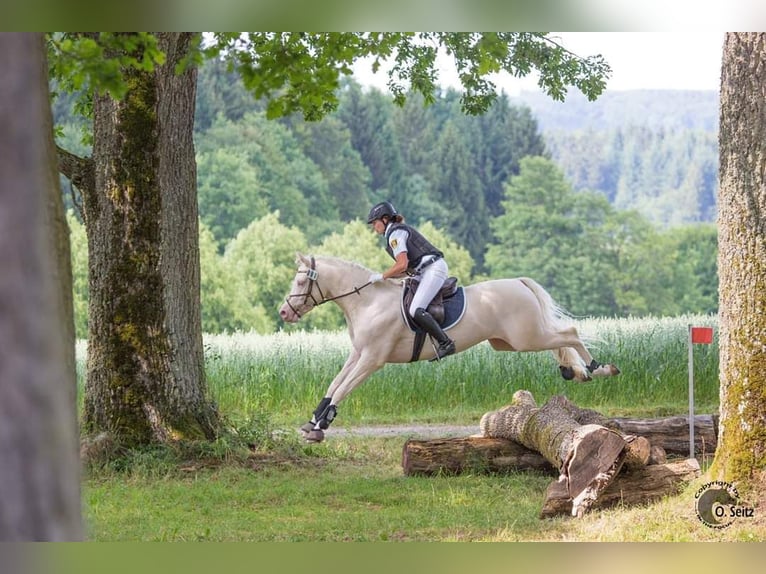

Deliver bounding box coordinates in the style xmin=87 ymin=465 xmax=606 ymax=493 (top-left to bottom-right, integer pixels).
xmin=305 ymin=429 xmax=325 ymax=443
xmin=299 ymin=422 xmax=314 ymax=435
xmin=559 ymin=366 xmax=575 ymax=380
xmin=592 ymin=364 xmax=620 ymax=377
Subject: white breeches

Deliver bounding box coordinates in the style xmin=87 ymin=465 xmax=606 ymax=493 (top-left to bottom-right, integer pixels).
xmin=409 ymin=258 xmax=448 ymax=316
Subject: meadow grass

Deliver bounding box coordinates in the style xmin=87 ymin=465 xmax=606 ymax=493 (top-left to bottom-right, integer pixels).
xmin=83 ymin=434 xmax=765 ymax=542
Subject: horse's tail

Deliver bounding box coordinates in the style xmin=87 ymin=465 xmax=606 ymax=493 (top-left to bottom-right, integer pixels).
xmin=518 ymin=277 xmax=570 ymax=332
xmin=518 ymin=277 xmax=586 ymax=369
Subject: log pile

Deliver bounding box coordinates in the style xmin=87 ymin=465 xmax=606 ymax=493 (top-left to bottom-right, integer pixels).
xmin=401 ymin=391 xmax=704 ymax=518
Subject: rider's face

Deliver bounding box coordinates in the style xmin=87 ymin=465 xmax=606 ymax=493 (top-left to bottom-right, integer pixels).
xmin=370 ymin=219 xmax=385 ymax=235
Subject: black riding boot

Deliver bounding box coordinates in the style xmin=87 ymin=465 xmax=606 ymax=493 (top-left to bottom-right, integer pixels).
xmin=413 ymin=308 xmax=456 ymax=361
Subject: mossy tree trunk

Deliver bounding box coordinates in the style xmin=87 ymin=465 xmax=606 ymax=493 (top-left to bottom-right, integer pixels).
xmin=0 ymin=32 xmax=82 ymax=540
xmin=67 ymin=33 xmax=218 ymax=447
xmin=714 ymin=33 xmax=766 ymax=489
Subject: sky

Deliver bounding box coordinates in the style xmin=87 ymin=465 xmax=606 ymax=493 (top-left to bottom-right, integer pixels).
xmin=352 ymin=32 xmax=725 ymax=95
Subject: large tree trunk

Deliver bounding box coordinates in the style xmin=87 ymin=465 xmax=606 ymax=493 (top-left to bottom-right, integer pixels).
xmin=77 ymin=33 xmax=217 ymax=447
xmin=714 ymin=33 xmax=766 ymax=489
xmin=0 ymin=32 xmax=82 ymax=540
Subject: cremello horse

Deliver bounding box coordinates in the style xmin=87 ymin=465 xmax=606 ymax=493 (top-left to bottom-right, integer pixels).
xmin=279 ymin=254 xmax=619 ymax=442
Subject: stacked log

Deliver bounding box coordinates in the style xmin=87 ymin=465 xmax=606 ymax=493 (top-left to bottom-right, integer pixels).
xmin=401 ymin=392 xmax=704 ymax=518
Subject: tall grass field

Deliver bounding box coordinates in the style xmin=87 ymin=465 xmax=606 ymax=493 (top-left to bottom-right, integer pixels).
xmin=155 ymin=314 xmax=719 ymax=428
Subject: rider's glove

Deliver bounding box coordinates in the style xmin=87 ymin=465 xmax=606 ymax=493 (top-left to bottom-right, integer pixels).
xmin=368 ymin=273 xmax=384 ymax=284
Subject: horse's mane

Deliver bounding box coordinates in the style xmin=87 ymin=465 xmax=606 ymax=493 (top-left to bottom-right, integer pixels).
xmin=312 ymin=255 xmax=373 ymax=274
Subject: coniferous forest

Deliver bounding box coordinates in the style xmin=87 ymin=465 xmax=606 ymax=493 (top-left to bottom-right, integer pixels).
xmin=56 ymin=57 xmax=719 ymax=338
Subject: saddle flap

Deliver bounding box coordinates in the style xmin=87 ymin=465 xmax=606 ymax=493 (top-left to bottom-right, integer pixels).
xmin=402 ymin=276 xmax=458 ymax=326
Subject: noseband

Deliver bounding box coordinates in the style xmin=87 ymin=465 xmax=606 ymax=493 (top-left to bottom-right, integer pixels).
xmin=283 ymin=256 xmax=371 ymax=319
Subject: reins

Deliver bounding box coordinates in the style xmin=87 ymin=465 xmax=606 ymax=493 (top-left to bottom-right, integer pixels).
xmin=283 ymin=256 xmax=372 ymax=318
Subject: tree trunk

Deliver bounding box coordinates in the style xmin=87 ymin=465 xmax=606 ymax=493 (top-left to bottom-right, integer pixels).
xmin=714 ymin=33 xmax=766 ymax=489
xmin=0 ymin=32 xmax=82 ymax=540
xmin=79 ymin=32 xmax=218 ymax=447
xmin=480 ymin=391 xmax=626 ymax=515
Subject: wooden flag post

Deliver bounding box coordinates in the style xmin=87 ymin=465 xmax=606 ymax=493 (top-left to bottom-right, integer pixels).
xmin=688 ymin=325 xmax=714 ymax=459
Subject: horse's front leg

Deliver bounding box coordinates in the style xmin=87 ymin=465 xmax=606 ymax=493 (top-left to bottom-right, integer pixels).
xmin=304 ymin=352 xmax=383 ymax=443
xmin=300 ymin=348 xmax=361 ymax=436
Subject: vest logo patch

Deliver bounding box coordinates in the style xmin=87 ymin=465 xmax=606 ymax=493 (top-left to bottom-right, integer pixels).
xmin=391 ymin=239 xmax=398 ymax=249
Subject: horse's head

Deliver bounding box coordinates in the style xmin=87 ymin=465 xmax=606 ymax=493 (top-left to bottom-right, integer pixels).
xmin=279 ymin=253 xmax=374 ymax=323
xmin=279 ymin=253 xmax=318 ymax=323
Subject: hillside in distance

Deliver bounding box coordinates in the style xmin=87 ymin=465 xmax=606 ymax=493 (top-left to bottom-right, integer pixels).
xmin=513 ymin=89 xmax=719 ymax=132
xmin=512 ymin=89 xmax=720 ymax=226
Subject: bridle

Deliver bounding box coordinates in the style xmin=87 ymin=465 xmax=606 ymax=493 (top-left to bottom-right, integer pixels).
xmin=283 ymin=256 xmax=372 ymax=319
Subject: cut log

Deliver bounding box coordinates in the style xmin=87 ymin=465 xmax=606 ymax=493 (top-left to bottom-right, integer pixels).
xmin=540 ymin=458 xmax=701 ymax=518
xmin=622 ymin=435 xmax=651 ymax=470
xmin=609 ymin=415 xmax=718 ymax=456
xmin=480 ymin=391 xmax=627 ymax=515
xmin=402 ymin=437 xmax=555 ymax=476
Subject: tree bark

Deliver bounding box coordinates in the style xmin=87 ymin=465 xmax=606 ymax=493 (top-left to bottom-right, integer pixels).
xmin=714 ymin=33 xmax=766 ymax=489
xmin=540 ymin=459 xmax=701 ymax=519
xmin=79 ymin=32 xmax=218 ymax=447
xmin=0 ymin=32 xmax=82 ymax=540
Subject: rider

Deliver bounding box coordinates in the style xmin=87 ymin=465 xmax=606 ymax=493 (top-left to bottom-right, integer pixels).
xmin=367 ymin=201 xmax=456 ymax=361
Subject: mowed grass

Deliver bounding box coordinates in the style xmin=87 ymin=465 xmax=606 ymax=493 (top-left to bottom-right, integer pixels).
xmin=81 ymin=314 xmax=754 ymax=542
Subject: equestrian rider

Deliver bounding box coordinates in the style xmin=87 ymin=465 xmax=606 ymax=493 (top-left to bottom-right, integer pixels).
xmin=367 ymin=201 xmax=456 ymax=360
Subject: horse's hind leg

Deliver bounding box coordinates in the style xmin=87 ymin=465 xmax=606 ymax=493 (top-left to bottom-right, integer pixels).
xmin=549 ymin=326 xmax=620 ymax=382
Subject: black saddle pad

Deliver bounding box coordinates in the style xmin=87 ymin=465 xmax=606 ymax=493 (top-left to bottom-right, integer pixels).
xmin=401 ymin=286 xmax=467 ymax=332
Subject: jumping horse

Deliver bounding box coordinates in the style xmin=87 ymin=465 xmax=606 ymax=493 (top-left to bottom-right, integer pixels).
xmin=279 ymin=253 xmax=620 ymax=442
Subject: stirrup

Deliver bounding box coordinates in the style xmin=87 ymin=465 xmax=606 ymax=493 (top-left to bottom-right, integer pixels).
xmin=429 ymin=340 xmax=455 ymax=362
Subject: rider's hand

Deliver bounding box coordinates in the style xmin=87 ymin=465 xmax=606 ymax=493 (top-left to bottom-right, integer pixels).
xmin=369 ymin=273 xmax=384 ymax=284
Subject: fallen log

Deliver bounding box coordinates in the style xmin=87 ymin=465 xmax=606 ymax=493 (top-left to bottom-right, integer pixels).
xmin=401 ymin=437 xmax=555 ymax=476
xmin=402 ymin=435 xmax=652 ymax=476
xmin=609 ymin=415 xmax=718 ymax=456
xmin=543 ymin=395 xmax=718 ymax=456
xmin=540 ymin=458 xmax=701 ymax=518
xmin=480 ymin=391 xmax=627 ymax=516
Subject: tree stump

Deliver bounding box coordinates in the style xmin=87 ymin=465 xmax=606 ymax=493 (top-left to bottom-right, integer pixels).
xmin=480 ymin=390 xmax=627 ymax=516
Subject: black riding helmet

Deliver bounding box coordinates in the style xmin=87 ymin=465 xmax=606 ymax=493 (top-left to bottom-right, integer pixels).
xmin=367 ymin=201 xmax=398 ymax=223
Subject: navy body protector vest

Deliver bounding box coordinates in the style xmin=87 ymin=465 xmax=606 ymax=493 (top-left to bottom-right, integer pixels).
xmin=384 ymin=223 xmax=443 ymax=274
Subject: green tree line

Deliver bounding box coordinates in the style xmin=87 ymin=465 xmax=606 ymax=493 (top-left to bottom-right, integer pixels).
xmin=68 ymin=154 xmax=717 ymax=338
xmin=59 ymin=56 xmax=718 ymax=339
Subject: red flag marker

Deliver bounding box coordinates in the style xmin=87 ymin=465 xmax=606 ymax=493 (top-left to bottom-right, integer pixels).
xmin=691 ymin=326 xmax=713 ymax=344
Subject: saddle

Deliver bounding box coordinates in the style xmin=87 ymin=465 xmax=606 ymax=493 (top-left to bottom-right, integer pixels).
xmin=402 ymin=277 xmax=461 ymax=362
xmin=403 ymin=276 xmax=459 ymax=326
